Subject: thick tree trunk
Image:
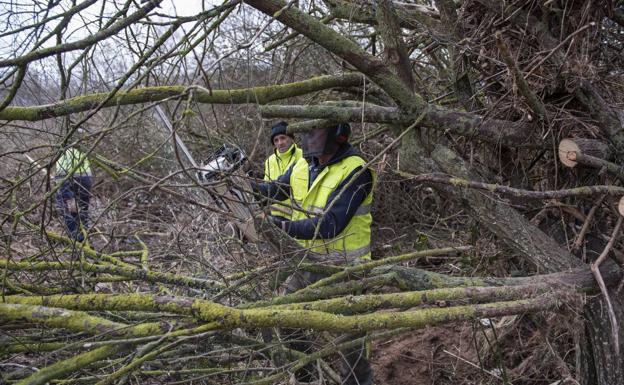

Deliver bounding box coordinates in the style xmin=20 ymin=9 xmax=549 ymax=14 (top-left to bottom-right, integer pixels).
xmin=581 ymin=293 xmax=624 ymax=384
xmin=400 ymin=131 xmax=624 ymax=383
xmin=261 ymin=103 xmax=543 ymax=147
xmin=430 ymin=145 xmax=624 ymax=383
xmin=398 ymin=129 xmax=578 ymax=270
xmin=429 ymin=145 xmax=580 ymax=271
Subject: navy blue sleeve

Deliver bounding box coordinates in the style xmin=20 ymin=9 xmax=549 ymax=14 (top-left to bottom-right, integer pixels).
xmin=252 ymin=165 xmax=293 ymax=201
xmin=285 ymin=166 xmax=373 ymax=240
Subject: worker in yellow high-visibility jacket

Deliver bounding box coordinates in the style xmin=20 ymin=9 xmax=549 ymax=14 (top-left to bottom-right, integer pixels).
xmin=254 ymin=122 xmax=374 ymax=385
xmin=54 ymin=147 xmax=92 ymax=241
xmin=263 ymin=121 xmax=302 ymax=219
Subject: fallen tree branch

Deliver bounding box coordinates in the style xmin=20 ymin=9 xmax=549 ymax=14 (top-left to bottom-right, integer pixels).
xmin=304 ymin=246 xmax=472 ymax=290
xmin=573 ymin=195 xmax=606 ymax=252
xmin=399 ymin=171 xmax=624 ymax=199
xmin=565 ymin=152 xmax=624 ymax=182
xmin=2 ymin=292 xmax=568 ymax=333
xmin=261 ymin=104 xmax=541 ymax=147
xmin=0 ymin=73 xmax=363 ymax=121
xmin=0 ymin=302 xmax=167 ymax=338
xmin=13 ymin=344 xmax=133 ymax=385
xmin=0 ymin=259 xmax=225 ymax=291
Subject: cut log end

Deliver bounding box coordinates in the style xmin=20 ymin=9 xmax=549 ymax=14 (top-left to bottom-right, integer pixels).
xmin=558 ymin=138 xmax=611 ymax=168
xmin=559 ymin=138 xmax=579 ymax=168
xmin=619 ymin=197 xmax=624 ymax=217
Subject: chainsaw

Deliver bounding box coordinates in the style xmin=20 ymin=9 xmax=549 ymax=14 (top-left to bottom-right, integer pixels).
xmin=197 ymin=144 xmax=247 ymax=182
xmin=154 ymin=106 xmax=258 ymax=241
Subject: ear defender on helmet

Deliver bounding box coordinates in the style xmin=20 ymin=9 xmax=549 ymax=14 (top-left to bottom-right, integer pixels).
xmin=334 ymin=123 xmax=351 ymax=144
xmin=303 ymin=123 xmax=351 ymax=157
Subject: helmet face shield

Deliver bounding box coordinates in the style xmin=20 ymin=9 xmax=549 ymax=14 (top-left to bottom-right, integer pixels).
xmin=302 ymin=128 xmax=329 ymax=157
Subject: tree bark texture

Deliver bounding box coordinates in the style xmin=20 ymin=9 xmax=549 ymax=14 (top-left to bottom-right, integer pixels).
xmin=324 ymin=0 xmax=440 ymax=30
xmin=261 ymin=104 xmax=542 ymax=147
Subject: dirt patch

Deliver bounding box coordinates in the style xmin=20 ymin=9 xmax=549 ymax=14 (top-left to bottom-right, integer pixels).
xmin=372 ymin=323 xmax=493 ymax=385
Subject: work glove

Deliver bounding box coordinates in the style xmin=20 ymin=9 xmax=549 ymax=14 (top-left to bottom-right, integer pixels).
xmin=269 ymin=215 xmax=291 ymax=233
xmin=249 ymin=181 xmax=272 ymax=206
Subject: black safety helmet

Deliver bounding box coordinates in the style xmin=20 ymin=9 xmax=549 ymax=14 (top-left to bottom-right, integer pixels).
xmin=270 ymin=121 xmax=294 ymax=143
xmin=302 ymin=123 xmax=351 ymax=157
xmin=328 ymin=123 xmax=351 ymax=145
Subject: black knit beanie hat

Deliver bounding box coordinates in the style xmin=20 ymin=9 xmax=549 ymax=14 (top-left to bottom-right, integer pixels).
xmin=270 ymin=121 xmax=293 ymax=143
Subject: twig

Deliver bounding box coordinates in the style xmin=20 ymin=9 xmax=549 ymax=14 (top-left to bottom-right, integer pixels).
xmin=526 ymin=23 xmax=596 ymax=78
xmin=571 ymin=195 xmax=605 ymax=251
xmin=495 ymin=31 xmax=548 ymax=121
xmin=590 ymin=215 xmax=623 ymax=355
xmin=442 ymin=349 xmax=502 ymax=380
xmin=398 ymin=171 xmax=624 ymax=199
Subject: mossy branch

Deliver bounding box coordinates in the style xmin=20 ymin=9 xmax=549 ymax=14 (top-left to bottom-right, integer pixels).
xmin=244 ymin=0 xmax=423 ymax=110
xmin=376 ymin=0 xmax=416 ymax=91
xmin=303 ymin=246 xmax=472 ymax=291
xmin=0 ymin=73 xmax=362 ymax=121
xmin=14 ymin=344 xmax=133 ymax=385
xmin=5 ymin=261 xmax=615 ymax=319
xmin=1 ymin=341 xmax=67 ymax=355
xmin=260 ymin=104 xmax=543 ymax=148
xmin=274 ymin=284 xmax=567 ymax=314
xmin=3 ymin=287 xmax=573 ymax=334
xmin=0 ymin=259 xmax=225 ymax=291
xmin=325 ymin=0 xmax=440 ymax=30
xmin=0 ymin=303 xmax=166 ymax=338
xmin=240 ymin=272 xmax=403 ymax=308
xmin=246 ymin=0 xmax=546 ymax=149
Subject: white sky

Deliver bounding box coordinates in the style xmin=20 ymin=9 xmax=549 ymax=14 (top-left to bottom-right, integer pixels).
xmin=162 ymin=0 xmax=221 ymax=16
xmin=0 ymin=0 xmax=274 ymax=95
xmin=0 ymin=0 xmax=247 ymax=62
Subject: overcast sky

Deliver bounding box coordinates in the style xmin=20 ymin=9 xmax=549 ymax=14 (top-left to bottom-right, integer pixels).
xmin=0 ymin=0 xmax=274 ymax=91
xmin=161 ymin=0 xmax=221 ymax=16
xmin=0 ymin=0 xmax=243 ymax=59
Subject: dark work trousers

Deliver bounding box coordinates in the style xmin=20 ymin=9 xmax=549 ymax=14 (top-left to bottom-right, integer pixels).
xmin=55 ymin=175 xmax=92 ymax=241
xmin=282 ymin=270 xmax=373 ymax=385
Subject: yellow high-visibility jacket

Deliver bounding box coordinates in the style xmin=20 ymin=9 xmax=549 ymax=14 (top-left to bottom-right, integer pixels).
xmin=289 ymin=155 xmax=374 ymax=261
xmin=264 ymin=144 xmax=302 ymax=217
xmin=55 ymin=148 xmax=92 ymax=176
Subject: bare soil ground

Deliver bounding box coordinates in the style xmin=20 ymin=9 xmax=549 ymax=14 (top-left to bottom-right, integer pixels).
xmin=372 ymin=324 xmax=494 ymax=385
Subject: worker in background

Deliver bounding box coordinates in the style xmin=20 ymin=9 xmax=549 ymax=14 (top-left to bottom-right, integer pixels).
xmin=55 ymin=146 xmax=92 ymax=242
xmin=255 ymin=122 xmax=374 ymax=385
xmin=263 ymin=121 xmax=302 ymax=219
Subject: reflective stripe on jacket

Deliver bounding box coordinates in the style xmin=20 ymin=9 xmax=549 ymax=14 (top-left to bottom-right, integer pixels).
xmin=264 ymin=144 xmax=302 ymax=217
xmin=290 ymin=155 xmax=374 ymax=261
xmin=55 ymin=148 xmax=92 ymax=176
